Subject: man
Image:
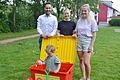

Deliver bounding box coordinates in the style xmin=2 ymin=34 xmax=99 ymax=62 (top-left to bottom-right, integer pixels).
xmin=37 ymin=2 xmax=58 ymax=50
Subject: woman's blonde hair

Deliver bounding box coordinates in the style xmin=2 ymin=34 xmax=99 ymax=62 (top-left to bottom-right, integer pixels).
xmin=64 ymin=8 xmax=71 ymax=14
xmin=80 ymin=4 xmax=92 ymax=21
xmin=81 ymin=4 xmax=90 ymax=12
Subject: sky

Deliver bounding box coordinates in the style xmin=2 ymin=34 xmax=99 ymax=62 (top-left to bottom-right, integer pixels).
xmin=111 ymin=0 xmax=120 ymax=12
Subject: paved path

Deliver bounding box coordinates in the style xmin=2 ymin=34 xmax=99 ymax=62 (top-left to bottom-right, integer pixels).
xmin=114 ymin=29 xmax=120 ymax=32
xmin=0 ymin=34 xmax=39 ymax=44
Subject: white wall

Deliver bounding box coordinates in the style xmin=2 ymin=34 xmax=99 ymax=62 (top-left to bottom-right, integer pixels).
xmin=107 ymin=7 xmax=119 ymax=23
xmin=107 ymin=7 xmax=113 ymax=23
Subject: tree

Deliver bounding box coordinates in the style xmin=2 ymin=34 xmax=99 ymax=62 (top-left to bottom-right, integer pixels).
xmin=0 ymin=0 xmax=100 ymax=33
xmin=48 ymin=0 xmax=73 ymax=20
xmin=75 ymin=0 xmax=100 ymax=19
xmin=0 ymin=0 xmax=11 ymax=32
xmin=50 ymin=0 xmax=100 ymax=20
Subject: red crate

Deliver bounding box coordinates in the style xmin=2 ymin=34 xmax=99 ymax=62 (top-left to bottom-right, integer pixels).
xmin=29 ymin=63 xmax=74 ymax=80
xmin=28 ymin=36 xmax=76 ymax=80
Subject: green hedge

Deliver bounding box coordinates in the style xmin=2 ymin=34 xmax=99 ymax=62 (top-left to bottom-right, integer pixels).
xmin=109 ymin=18 xmax=120 ymax=26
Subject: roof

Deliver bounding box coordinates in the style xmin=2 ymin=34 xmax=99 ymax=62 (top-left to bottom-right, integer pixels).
xmin=101 ymin=2 xmax=119 ymax=12
xmin=101 ymin=0 xmax=113 ymax=3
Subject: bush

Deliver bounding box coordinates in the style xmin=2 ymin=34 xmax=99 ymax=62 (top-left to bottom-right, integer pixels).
xmin=0 ymin=12 xmax=10 ymax=33
xmin=8 ymin=4 xmax=35 ymax=32
xmin=109 ymin=18 xmax=120 ymax=26
xmin=0 ymin=20 xmax=10 ymax=33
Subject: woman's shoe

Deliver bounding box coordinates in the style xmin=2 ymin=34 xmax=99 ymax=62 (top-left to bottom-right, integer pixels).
xmin=80 ymin=77 xmax=85 ymax=80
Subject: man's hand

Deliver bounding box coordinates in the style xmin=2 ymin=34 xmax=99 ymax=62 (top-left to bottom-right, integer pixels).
xmin=42 ymin=34 xmax=48 ymax=38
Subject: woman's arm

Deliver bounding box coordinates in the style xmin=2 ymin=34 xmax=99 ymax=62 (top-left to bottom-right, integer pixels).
xmin=88 ymin=32 xmax=96 ymax=53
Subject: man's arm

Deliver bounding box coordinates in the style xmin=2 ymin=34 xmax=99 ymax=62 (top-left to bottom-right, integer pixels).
xmin=37 ymin=16 xmax=48 ymax=38
xmin=37 ymin=17 xmax=43 ymax=35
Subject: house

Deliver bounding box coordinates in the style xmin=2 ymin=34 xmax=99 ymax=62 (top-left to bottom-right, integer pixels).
xmin=98 ymin=0 xmax=119 ymax=26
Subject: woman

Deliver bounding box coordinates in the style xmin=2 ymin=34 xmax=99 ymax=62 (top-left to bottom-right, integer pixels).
xmin=74 ymin=4 xmax=98 ymax=80
xmin=58 ymin=8 xmax=76 ymax=36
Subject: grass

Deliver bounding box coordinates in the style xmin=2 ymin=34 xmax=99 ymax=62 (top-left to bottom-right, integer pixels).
xmin=73 ymin=27 xmax=120 ymax=80
xmin=0 ymin=29 xmax=37 ymax=40
xmin=0 ymin=27 xmax=120 ymax=80
xmin=0 ymin=38 xmax=40 ymax=80
xmin=90 ymin=27 xmax=120 ymax=80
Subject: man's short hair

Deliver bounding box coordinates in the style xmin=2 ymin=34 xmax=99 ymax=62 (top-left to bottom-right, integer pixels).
xmin=44 ymin=2 xmax=51 ymax=7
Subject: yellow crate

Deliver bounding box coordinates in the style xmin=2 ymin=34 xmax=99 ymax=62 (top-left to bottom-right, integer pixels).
xmin=40 ymin=36 xmax=77 ymax=64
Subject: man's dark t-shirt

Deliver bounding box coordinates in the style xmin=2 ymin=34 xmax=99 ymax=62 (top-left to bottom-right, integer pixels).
xmin=58 ymin=20 xmax=76 ymax=36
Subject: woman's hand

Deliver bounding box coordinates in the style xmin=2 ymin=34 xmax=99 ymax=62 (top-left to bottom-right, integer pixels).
xmin=72 ymin=34 xmax=77 ymax=37
xmin=88 ymin=46 xmax=93 ymax=53
xmin=60 ymin=34 xmax=64 ymax=36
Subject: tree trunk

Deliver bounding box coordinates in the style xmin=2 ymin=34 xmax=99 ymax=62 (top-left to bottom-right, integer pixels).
xmin=42 ymin=0 xmax=45 ymax=13
xmin=56 ymin=0 xmax=60 ymax=20
xmin=76 ymin=0 xmax=79 ymax=19
xmin=13 ymin=0 xmax=16 ymax=32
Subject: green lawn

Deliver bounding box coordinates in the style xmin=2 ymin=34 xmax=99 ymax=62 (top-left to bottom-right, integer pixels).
xmin=0 ymin=37 xmax=39 ymax=80
xmin=0 ymin=29 xmax=37 ymax=40
xmin=0 ymin=27 xmax=120 ymax=80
